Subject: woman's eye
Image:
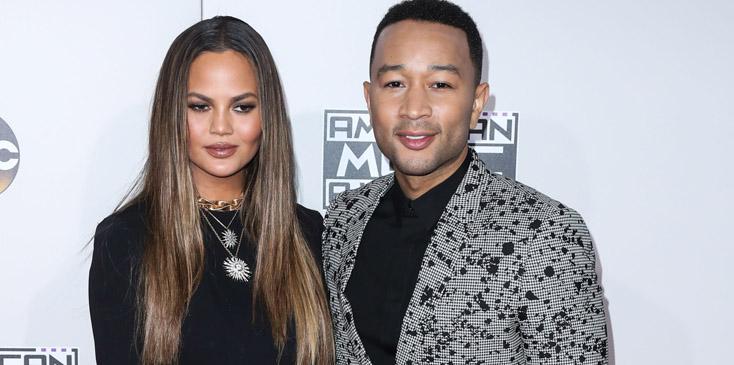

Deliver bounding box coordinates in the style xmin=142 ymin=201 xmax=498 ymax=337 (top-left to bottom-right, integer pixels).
xmin=234 ymin=104 xmax=255 ymax=113
xmin=188 ymin=103 xmax=209 ymax=112
xmin=384 ymin=81 xmax=403 ymax=88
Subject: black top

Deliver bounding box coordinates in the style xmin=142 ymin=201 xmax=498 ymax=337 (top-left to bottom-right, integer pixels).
xmin=345 ymin=153 xmax=471 ymax=365
xmin=89 ymin=201 xmax=323 ymax=365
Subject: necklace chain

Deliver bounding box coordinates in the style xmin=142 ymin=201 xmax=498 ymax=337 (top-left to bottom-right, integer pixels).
xmin=201 ymin=209 xmax=239 ymax=249
xmin=203 ymin=208 xmax=238 ymax=231
xmin=201 ymin=212 xmax=243 ymax=256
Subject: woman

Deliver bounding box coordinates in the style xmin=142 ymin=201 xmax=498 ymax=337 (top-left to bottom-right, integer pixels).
xmin=89 ymin=16 xmax=333 ymax=364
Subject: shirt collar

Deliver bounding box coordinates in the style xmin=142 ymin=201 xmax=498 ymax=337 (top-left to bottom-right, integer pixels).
xmin=388 ymin=151 xmax=472 ymax=223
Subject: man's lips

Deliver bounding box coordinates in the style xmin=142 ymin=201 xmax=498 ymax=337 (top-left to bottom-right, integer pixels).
xmin=396 ymin=131 xmax=437 ymax=151
xmin=205 ymin=143 xmax=238 ymax=158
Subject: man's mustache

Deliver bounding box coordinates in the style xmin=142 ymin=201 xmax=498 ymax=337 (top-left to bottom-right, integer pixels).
xmin=391 ymin=120 xmax=441 ymax=134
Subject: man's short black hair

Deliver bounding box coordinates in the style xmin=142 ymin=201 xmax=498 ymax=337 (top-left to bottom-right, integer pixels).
xmin=369 ymin=0 xmax=483 ymax=85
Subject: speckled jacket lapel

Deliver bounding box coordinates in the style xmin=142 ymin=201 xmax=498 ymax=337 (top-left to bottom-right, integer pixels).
xmin=323 ymin=172 xmax=394 ymax=364
xmin=394 ymin=151 xmax=490 ymax=363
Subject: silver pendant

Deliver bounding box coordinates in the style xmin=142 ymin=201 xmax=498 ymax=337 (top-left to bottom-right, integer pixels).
xmin=221 ymin=229 xmax=238 ymax=249
xmin=223 ymin=256 xmax=251 ymax=282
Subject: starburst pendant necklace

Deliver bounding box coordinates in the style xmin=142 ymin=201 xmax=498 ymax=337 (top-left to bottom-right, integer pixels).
xmin=202 ymin=209 xmax=240 ymax=249
xmin=223 ymin=256 xmax=250 ymax=282
xmin=201 ymin=211 xmax=252 ymax=283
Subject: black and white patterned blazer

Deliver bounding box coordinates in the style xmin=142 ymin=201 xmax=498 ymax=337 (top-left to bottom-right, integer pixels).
xmin=322 ymin=150 xmax=608 ymax=364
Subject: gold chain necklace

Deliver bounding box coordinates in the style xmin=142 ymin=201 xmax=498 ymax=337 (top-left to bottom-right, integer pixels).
xmin=196 ymin=196 xmax=243 ymax=211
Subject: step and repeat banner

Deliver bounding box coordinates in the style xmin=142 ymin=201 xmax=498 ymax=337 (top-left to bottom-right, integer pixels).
xmin=1 ymin=1 xmax=733 ymax=364
xmin=321 ymin=110 xmax=518 ymax=208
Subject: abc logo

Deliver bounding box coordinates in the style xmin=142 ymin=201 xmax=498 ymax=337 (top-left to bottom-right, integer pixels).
xmin=0 ymin=116 xmax=20 ymax=194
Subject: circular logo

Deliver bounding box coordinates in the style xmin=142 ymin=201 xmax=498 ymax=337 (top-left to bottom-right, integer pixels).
xmin=0 ymin=117 xmax=20 ymax=194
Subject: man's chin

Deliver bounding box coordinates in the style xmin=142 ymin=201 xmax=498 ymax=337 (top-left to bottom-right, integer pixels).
xmin=391 ymin=158 xmax=438 ymax=177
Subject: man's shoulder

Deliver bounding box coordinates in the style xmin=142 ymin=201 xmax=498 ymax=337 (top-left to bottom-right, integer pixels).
xmin=326 ymin=174 xmax=393 ymax=213
xmin=471 ymin=171 xmax=594 ymax=260
xmin=480 ymin=171 xmax=582 ymax=221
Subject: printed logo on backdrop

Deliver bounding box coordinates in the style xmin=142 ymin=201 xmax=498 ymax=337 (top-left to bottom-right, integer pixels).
xmin=0 ymin=347 xmax=78 ymax=365
xmin=322 ymin=110 xmax=519 ymax=208
xmin=0 ymin=117 xmax=20 ymax=195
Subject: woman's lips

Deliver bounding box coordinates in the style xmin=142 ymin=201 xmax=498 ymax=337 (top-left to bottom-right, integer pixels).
xmin=205 ymin=143 xmax=238 ymax=158
xmin=397 ymin=132 xmax=436 ymax=150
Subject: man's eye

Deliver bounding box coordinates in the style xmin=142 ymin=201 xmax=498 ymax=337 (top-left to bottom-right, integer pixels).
xmin=234 ymin=104 xmax=256 ymax=113
xmin=384 ymin=81 xmax=403 ymax=88
xmin=432 ymin=82 xmax=452 ymax=89
xmin=188 ymin=103 xmax=209 ymax=112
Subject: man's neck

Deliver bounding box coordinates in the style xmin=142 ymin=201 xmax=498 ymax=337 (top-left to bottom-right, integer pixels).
xmin=394 ymin=147 xmax=469 ymax=200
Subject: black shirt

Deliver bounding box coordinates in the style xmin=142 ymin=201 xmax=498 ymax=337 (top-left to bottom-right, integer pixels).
xmin=344 ymin=153 xmax=471 ymax=365
xmin=89 ymin=201 xmax=323 ymax=364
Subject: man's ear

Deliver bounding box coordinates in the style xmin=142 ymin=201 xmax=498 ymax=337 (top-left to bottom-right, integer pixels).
xmin=363 ymin=81 xmax=372 ymax=111
xmin=469 ymin=82 xmax=490 ymax=129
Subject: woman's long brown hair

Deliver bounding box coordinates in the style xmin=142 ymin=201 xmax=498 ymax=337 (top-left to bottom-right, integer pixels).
xmin=118 ymin=16 xmax=333 ymax=364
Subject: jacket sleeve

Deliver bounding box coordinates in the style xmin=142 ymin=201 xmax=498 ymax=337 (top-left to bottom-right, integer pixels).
xmin=517 ymin=208 xmax=608 ymax=364
xmin=88 ymin=216 xmax=141 ymax=364
xmin=321 ymin=192 xmax=346 ymax=284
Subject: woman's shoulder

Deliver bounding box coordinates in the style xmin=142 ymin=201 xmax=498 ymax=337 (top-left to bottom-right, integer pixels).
xmin=296 ymin=204 xmax=323 ymax=229
xmin=94 ymin=199 xmax=148 ymax=260
xmin=90 ymin=200 xmax=147 ymax=301
xmin=295 ymin=204 xmax=324 ymax=260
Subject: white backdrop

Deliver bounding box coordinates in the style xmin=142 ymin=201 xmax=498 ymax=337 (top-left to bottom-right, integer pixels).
xmin=1 ymin=1 xmax=733 ymax=364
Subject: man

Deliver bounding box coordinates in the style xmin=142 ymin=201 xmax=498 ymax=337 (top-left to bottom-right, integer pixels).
xmin=322 ymin=0 xmax=608 ymax=364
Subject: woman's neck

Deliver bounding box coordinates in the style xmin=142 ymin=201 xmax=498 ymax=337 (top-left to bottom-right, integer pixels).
xmin=192 ymin=169 xmax=245 ymax=201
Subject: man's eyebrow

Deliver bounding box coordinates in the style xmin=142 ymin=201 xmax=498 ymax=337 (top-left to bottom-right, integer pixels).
xmin=376 ymin=64 xmax=404 ymax=76
xmin=430 ymin=64 xmax=460 ymax=75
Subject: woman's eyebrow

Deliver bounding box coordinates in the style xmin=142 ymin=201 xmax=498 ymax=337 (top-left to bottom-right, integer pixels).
xmin=186 ymin=92 xmax=258 ymax=103
xmin=231 ymin=92 xmax=257 ymax=103
xmin=187 ymin=92 xmax=213 ymax=103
